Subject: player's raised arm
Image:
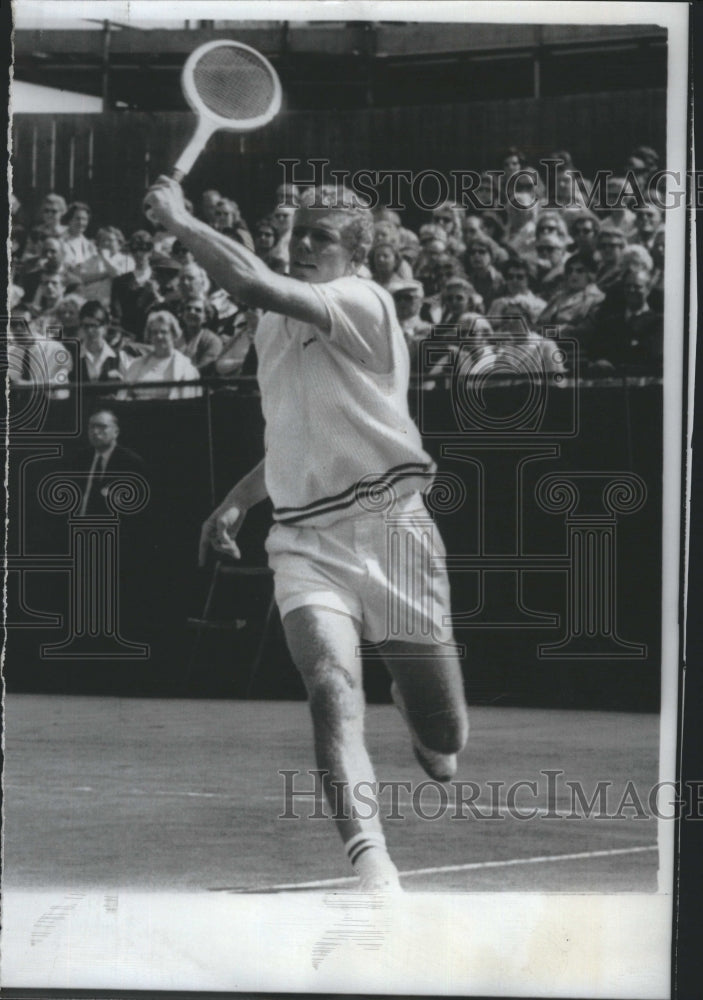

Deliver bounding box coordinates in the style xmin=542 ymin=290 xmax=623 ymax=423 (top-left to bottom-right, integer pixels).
xmin=145 ymin=177 xmax=346 ymax=330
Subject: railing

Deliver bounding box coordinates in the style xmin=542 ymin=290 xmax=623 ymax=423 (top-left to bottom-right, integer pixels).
xmin=5 ymin=375 xmax=663 ymax=706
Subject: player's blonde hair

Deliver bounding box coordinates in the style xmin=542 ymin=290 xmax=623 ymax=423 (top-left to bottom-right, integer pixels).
xmin=298 ymin=185 xmax=374 ymax=265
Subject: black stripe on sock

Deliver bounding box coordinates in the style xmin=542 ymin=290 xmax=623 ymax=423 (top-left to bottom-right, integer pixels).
xmin=348 ymin=840 xmax=379 ymax=867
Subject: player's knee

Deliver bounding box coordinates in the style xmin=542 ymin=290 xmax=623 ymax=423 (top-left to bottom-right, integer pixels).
xmin=306 ymin=658 xmax=364 ymax=724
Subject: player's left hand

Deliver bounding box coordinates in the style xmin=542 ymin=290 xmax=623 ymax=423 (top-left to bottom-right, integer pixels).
xmin=143 ymin=176 xmax=188 ymax=228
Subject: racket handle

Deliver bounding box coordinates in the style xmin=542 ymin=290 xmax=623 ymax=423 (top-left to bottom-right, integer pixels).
xmin=170 ymin=168 xmax=185 ymax=184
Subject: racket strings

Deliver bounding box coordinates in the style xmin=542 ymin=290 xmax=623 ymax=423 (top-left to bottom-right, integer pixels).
xmin=192 ymin=46 xmax=277 ymax=120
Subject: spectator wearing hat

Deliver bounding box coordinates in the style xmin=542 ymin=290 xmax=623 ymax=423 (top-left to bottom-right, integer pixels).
xmin=149 ymin=253 xmax=183 ymax=314
xmin=111 ymin=230 xmax=160 ymax=340
xmin=77 ymin=300 xmax=130 ymax=385
xmin=535 ymin=211 xmax=570 ymax=246
xmin=60 ymin=202 xmax=96 ymax=267
xmin=384 ymin=277 xmax=430 ymax=376
xmin=388 ymin=278 xmax=429 ymax=335
xmin=175 ymin=295 xmax=224 ymax=375
xmin=488 ymin=257 xmax=546 ymax=327
xmin=120 ymin=311 xmax=201 ymax=400
xmin=536 ymin=252 xmax=604 ymax=340
xmin=463 ymin=237 xmax=505 ymax=309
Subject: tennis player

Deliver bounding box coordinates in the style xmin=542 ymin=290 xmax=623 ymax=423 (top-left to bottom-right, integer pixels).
xmin=144 ymin=178 xmax=469 ymax=891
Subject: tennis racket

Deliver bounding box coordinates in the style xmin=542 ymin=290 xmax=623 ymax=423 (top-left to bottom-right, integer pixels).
xmin=171 ymin=39 xmax=282 ymax=182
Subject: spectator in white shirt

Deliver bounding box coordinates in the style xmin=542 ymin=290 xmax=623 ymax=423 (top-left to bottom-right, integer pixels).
xmin=77 ymin=300 xmax=129 ymax=385
xmin=120 ymin=310 xmax=201 ymax=400
xmin=60 ymin=202 xmax=96 ymax=267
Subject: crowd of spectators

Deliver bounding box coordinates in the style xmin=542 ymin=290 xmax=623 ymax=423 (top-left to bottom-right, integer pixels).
xmin=8 ymin=144 xmax=665 ymax=397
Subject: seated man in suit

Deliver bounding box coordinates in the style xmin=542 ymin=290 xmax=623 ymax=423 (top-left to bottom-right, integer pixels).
xmin=585 ymin=267 xmax=662 ymax=376
xmin=70 ymin=408 xmax=154 ymax=652
xmin=77 ymin=408 xmax=147 ymax=517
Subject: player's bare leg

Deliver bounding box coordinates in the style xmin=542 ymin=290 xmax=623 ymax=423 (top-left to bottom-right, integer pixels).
xmin=283 ymin=605 xmax=401 ymax=891
xmin=383 ymin=643 xmax=469 ymax=781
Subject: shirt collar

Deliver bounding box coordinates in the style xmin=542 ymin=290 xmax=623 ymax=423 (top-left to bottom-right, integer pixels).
xmin=82 ymin=342 xmax=116 ymax=363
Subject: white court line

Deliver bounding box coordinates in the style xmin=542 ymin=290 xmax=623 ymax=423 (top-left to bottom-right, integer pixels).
xmin=214 ymin=843 xmax=658 ymax=893
xmin=3 ymin=784 xmax=227 ymax=799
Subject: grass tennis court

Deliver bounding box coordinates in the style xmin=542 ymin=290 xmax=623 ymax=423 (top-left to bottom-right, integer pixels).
xmin=3 ymin=694 xmax=659 ymax=894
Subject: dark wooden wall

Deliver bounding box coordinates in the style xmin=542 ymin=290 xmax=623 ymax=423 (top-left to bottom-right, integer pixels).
xmin=12 ymin=88 xmax=666 ymax=234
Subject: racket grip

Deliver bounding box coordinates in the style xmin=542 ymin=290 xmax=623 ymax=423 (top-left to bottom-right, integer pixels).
xmin=170 ymin=168 xmax=185 ymax=184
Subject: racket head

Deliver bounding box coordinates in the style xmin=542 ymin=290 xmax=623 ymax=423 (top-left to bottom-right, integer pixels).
xmin=181 ymin=39 xmax=282 ymax=133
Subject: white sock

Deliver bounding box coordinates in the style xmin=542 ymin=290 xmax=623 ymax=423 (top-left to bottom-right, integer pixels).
xmin=345 ymin=832 xmax=399 ymax=886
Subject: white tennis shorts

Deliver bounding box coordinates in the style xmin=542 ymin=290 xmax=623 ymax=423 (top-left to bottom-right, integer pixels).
xmin=265 ymin=491 xmax=455 ymax=645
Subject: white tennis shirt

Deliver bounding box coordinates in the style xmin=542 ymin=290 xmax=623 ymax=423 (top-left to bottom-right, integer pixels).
xmin=255 ymin=275 xmax=435 ymax=526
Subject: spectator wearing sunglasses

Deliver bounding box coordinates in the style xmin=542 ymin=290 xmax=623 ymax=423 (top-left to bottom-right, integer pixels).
xmin=567 ymin=211 xmax=601 ymax=256
xmin=463 ymin=237 xmax=505 ymax=309
xmin=175 ymin=295 xmax=224 ymax=375
xmin=77 ymin=300 xmax=129 ymax=384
